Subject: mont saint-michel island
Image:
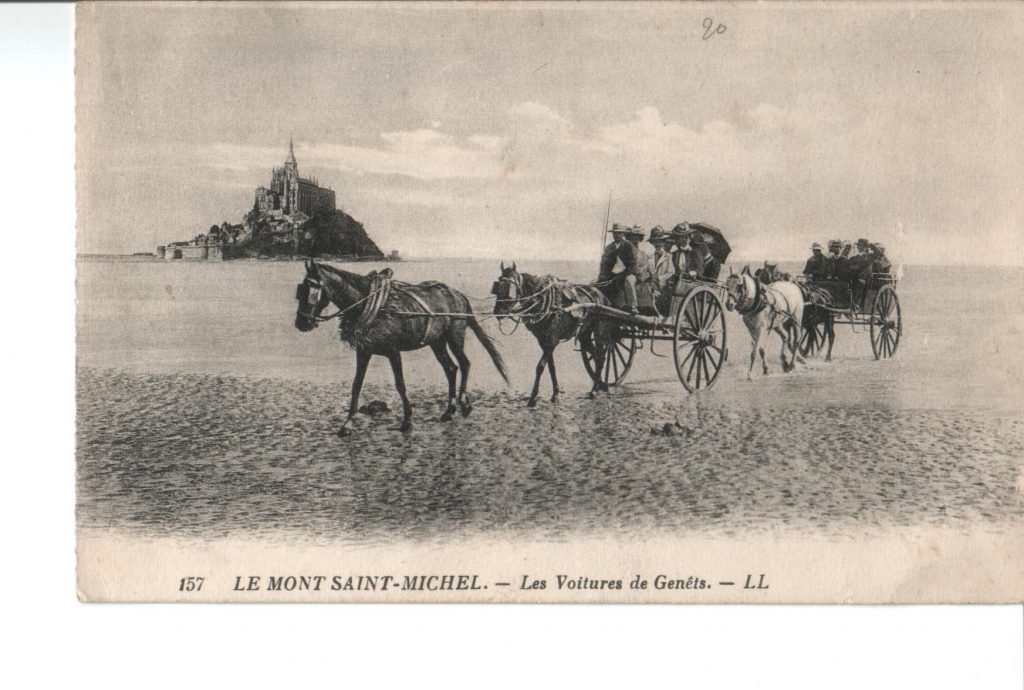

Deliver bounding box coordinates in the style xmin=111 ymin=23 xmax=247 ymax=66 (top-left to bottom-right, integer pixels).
xmin=158 ymin=138 xmax=394 ymax=261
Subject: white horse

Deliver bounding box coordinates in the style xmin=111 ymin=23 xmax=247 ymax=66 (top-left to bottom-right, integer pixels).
xmin=724 ymin=266 xmax=805 ymax=379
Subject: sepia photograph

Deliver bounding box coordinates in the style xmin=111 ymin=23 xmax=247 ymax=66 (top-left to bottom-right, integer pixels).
xmin=75 ymin=1 xmax=1023 ymax=603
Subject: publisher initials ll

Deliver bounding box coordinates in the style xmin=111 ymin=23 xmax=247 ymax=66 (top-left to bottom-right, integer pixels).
xmin=743 ymin=574 xmax=769 ymax=590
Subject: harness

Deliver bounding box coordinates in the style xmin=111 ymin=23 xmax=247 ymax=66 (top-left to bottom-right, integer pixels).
xmin=392 ymin=284 xmax=436 ymax=346
xmin=736 ymin=277 xmax=765 ymax=316
xmin=735 ymin=277 xmax=796 ymax=330
xmin=357 ymin=271 xmax=394 ymax=327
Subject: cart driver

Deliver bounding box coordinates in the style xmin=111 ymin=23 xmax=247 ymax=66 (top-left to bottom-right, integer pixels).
xmin=803 ymin=243 xmax=828 ymax=281
xmin=598 ymin=222 xmax=641 ymax=314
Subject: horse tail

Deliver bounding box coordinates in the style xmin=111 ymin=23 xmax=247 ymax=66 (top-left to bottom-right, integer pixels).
xmin=467 ymin=314 xmax=510 ymax=384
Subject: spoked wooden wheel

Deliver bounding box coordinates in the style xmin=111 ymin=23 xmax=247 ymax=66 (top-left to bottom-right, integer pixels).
xmin=800 ymin=312 xmax=828 ymax=357
xmin=673 ymin=287 xmax=727 ymax=392
xmin=580 ymin=324 xmax=637 ymax=387
xmin=870 ymin=285 xmax=901 ymax=359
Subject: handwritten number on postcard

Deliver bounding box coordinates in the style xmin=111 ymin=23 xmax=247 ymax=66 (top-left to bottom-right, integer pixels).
xmin=702 ymin=17 xmax=726 ymax=40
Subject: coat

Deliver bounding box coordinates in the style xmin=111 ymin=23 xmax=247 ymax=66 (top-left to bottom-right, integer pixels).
xmin=651 ymin=249 xmax=674 ymax=289
xmin=598 ymin=240 xmax=640 ymax=283
xmin=803 ymin=253 xmax=828 ymax=279
xmin=701 ymin=254 xmax=721 ymax=282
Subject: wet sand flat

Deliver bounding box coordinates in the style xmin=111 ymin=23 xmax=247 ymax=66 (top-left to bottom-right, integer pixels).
xmin=76 ymin=258 xmax=1024 ymax=543
xmin=77 ymin=367 xmax=1024 ymax=543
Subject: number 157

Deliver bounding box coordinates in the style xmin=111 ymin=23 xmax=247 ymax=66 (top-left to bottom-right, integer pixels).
xmin=178 ymin=576 xmax=205 ymax=592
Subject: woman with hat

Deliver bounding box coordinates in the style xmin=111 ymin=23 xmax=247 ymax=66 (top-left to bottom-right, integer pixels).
xmin=671 ymin=222 xmax=705 ymax=279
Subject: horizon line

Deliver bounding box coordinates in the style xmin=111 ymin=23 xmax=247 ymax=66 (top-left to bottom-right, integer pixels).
xmin=75 ymin=252 xmax=1024 ymax=269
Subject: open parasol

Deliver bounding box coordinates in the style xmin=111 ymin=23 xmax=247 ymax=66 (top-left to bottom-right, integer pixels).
xmin=688 ymin=222 xmax=731 ymax=264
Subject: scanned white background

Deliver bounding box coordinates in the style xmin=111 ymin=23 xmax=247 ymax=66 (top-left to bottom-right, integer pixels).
xmin=1 ymin=3 xmax=1020 ymax=688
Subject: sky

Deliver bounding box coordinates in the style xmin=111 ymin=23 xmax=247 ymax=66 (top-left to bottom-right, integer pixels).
xmin=77 ymin=2 xmax=1024 ymax=264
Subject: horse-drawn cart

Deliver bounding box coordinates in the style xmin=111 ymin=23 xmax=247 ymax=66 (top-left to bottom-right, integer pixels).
xmin=800 ymin=272 xmax=902 ymax=360
xmin=573 ymin=278 xmax=730 ymax=393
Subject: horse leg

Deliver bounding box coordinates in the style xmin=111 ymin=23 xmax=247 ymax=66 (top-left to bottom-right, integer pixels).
xmin=588 ymin=343 xmax=605 ymax=398
xmin=547 ymin=346 xmax=561 ymax=403
xmin=790 ymin=321 xmax=805 ymax=365
xmin=747 ymin=335 xmax=758 ymax=380
xmin=387 ymin=351 xmax=413 ymax=433
xmin=528 ymin=350 xmax=548 ymax=408
xmin=774 ymin=324 xmax=791 ymax=372
xmin=447 ymin=335 xmax=473 ymax=418
xmin=825 ymin=315 xmax=835 ymax=361
xmin=597 ymin=323 xmax=613 ymax=393
xmin=430 ymin=342 xmax=458 ymax=422
xmin=339 ymin=349 xmax=371 ymax=437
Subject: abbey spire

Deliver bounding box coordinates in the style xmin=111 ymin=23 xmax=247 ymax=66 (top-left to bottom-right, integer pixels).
xmin=284 ymin=133 xmax=297 ymax=169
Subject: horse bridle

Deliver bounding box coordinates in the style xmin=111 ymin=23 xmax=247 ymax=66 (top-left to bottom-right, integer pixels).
xmin=491 ymin=272 xmax=524 ymax=311
xmin=295 ymin=278 xmax=342 ymax=324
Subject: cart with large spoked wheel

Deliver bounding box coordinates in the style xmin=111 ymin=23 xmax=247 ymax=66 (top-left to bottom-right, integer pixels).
xmin=574 ymin=221 xmax=732 ymax=393
xmin=799 ymin=272 xmax=902 ymax=360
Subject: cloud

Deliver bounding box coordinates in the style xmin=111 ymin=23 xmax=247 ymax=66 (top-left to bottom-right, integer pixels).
xmin=508 ymin=101 xmax=571 ymax=132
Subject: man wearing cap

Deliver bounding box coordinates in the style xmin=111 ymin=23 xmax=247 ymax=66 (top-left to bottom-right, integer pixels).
xmin=803 ymin=243 xmax=828 ymax=281
xmin=598 ymin=222 xmax=642 ymax=314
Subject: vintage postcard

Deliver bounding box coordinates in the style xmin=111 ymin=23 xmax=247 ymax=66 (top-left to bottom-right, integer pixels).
xmin=76 ymin=1 xmax=1023 ymax=602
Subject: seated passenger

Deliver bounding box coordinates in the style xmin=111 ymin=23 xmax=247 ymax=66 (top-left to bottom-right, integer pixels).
xmin=871 ymin=243 xmax=891 ymax=274
xmin=694 ymin=233 xmax=721 ymax=281
xmin=647 ymin=226 xmax=674 ymax=290
xmin=597 ymin=222 xmax=642 ymax=314
xmin=803 ymin=243 xmax=828 ymax=281
xmin=670 ymin=223 xmax=704 ymax=279
xmin=825 ymin=240 xmax=844 ymax=278
xmin=846 ymin=238 xmax=872 ymax=278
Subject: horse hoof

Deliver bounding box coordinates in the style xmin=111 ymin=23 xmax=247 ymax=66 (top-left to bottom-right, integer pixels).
xmin=527 ymin=398 xmax=538 ymax=408
xmin=337 ymin=426 xmax=353 ymax=438
xmin=440 ymin=411 xmax=454 ymax=422
xmin=588 ymin=391 xmax=597 ymax=399
xmin=399 ymin=421 xmax=412 ymax=433
xmin=550 ymin=395 xmax=559 ymax=404
xmin=459 ymin=404 xmax=472 ymax=418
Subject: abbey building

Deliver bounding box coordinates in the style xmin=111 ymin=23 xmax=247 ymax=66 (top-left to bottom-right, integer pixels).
xmin=254 ymin=136 xmax=336 ymax=220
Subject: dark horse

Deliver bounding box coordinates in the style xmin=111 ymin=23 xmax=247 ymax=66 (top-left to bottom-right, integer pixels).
xmin=295 ymin=259 xmax=508 ymax=435
xmin=755 ymin=261 xmax=836 ymax=361
xmin=492 ymin=262 xmax=613 ymax=405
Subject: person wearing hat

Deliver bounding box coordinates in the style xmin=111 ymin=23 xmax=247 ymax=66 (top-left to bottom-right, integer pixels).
xmin=626 ymin=225 xmax=654 ymax=285
xmin=598 ymin=222 xmax=641 ymax=314
xmin=647 ymin=226 xmax=674 ymax=290
xmin=669 ymin=222 xmax=705 ymax=279
xmin=848 ymin=238 xmax=876 ymax=305
xmin=825 ymin=239 xmax=848 ymax=279
xmin=871 ymin=243 xmax=891 ymax=275
xmin=692 ymin=232 xmax=721 ymax=282
xmin=803 ymin=242 xmax=828 ymax=281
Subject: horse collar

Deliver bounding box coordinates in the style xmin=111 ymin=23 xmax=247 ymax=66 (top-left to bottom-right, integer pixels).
xmin=737 ymin=278 xmax=764 ymax=316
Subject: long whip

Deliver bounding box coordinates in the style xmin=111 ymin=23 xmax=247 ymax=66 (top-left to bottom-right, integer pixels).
xmin=599 ymin=190 xmax=612 ymax=262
